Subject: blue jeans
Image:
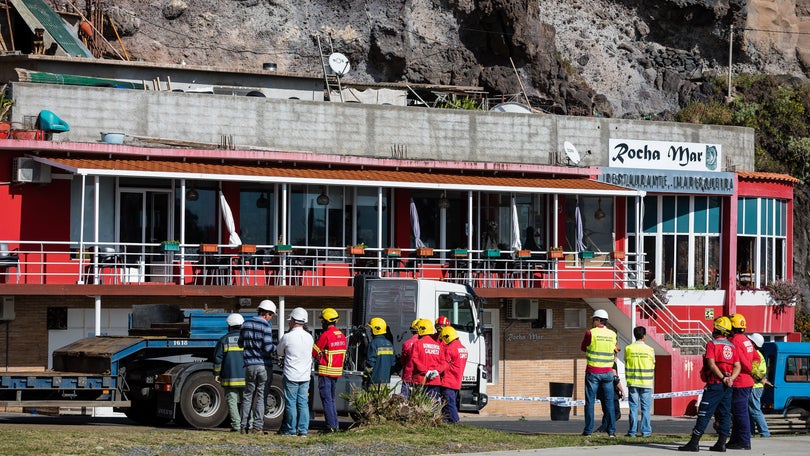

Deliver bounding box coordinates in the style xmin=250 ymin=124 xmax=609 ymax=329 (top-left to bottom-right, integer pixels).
xmin=281 ymin=378 xmax=310 ymax=436
xmin=730 ymin=386 xmax=752 ymax=446
xmin=627 ymin=385 xmax=652 ymax=437
xmin=584 ymin=372 xmax=615 ymax=435
xmin=692 ymin=382 xmax=732 ymax=437
xmin=318 ymin=376 xmax=339 ymax=431
xmin=442 ymin=388 xmax=459 ymax=423
xmin=240 ymin=365 xmax=268 ymax=430
xmin=748 ymin=387 xmax=770 ymax=437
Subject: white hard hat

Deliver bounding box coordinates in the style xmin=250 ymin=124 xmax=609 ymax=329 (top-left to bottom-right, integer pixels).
xmin=226 ymin=313 xmax=244 ymax=327
xmin=290 ymin=307 xmax=308 ymax=324
xmin=258 ymin=299 xmax=277 ymax=314
xmin=593 ymin=309 xmax=609 ymax=320
xmin=749 ymin=333 xmax=765 ymax=348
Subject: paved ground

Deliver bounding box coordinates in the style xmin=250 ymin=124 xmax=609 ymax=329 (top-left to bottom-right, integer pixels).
xmin=460 ymin=413 xmax=696 ymax=435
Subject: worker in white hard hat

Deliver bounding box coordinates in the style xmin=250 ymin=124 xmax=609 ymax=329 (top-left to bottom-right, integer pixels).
xmin=277 ymin=307 xmax=314 ymax=436
xmin=237 ymin=299 xmax=276 ymax=435
xmin=747 ymin=333 xmax=771 ymax=438
xmin=580 ymin=309 xmax=618 ymax=437
xmin=213 ymin=313 xmax=246 ymax=432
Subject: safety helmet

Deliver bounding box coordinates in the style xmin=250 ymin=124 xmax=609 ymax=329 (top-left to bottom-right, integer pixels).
xmin=226 ymin=313 xmax=244 ymax=327
xmin=258 ymin=299 xmax=277 ymax=314
xmin=368 ymin=317 xmax=387 ymax=336
xmin=416 ymin=318 xmax=435 ymax=336
xmin=435 ymin=315 xmax=450 ymax=328
xmin=730 ymin=313 xmax=747 ymax=331
xmin=289 ymin=307 xmax=308 ymax=324
xmin=714 ymin=316 xmax=732 ymax=335
xmin=409 ymin=319 xmax=420 ymax=332
xmin=749 ymin=333 xmax=765 ymax=349
xmin=593 ymin=309 xmax=609 ymax=320
xmin=321 ymin=308 xmax=339 ymax=323
xmin=439 ymin=326 xmax=459 ymax=344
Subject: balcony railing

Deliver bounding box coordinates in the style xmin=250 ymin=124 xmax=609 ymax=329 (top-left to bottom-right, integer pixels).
xmin=0 ymin=240 xmax=644 ymax=290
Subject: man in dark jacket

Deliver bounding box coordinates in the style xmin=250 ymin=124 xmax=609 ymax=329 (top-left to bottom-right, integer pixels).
xmin=238 ymin=299 xmax=276 ymax=434
xmin=364 ymin=317 xmax=395 ymax=388
xmin=213 ymin=313 xmax=246 ymax=432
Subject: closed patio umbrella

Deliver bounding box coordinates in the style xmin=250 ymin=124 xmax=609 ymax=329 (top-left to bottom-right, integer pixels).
xmin=575 ymin=198 xmax=586 ymax=253
xmin=410 ymin=198 xmax=426 ymax=248
xmin=511 ymin=197 xmax=522 ymax=251
xmin=219 ymin=191 xmax=242 ymax=246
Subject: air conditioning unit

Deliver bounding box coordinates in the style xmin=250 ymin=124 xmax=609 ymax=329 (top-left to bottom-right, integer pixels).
xmin=0 ymin=296 xmax=14 ymax=321
xmin=506 ymin=298 xmax=539 ymax=320
xmin=12 ymin=157 xmax=51 ymax=183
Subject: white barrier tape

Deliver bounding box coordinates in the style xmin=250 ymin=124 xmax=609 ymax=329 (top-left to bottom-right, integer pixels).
xmin=489 ymin=389 xmax=703 ymax=407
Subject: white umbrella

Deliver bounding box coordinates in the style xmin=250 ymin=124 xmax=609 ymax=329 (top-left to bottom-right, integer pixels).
xmin=575 ymin=199 xmax=586 ymax=253
xmin=219 ymin=191 xmax=242 ymax=246
xmin=410 ymin=198 xmax=426 ymax=248
xmin=511 ymin=197 xmax=522 ymax=251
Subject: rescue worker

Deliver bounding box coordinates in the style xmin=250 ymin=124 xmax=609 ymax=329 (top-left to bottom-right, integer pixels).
xmin=678 ymin=316 xmax=741 ymax=452
xmin=213 ymin=313 xmax=246 ymax=432
xmin=747 ymin=332 xmax=771 ymax=438
xmin=580 ymin=309 xmax=618 ymax=437
xmin=435 ymin=315 xmax=450 ymax=332
xmin=238 ymin=299 xmax=276 ymax=435
xmin=727 ymin=313 xmax=756 ymax=450
xmin=624 ymin=326 xmax=656 ymax=438
xmin=364 ymin=317 xmax=395 ymax=388
xmin=277 ymin=307 xmax=314 ymax=436
xmin=439 ymin=325 xmax=467 ymax=423
xmin=312 ymin=308 xmax=347 ymax=433
xmin=400 ymin=319 xmax=420 ymax=398
xmin=411 ymin=318 xmax=445 ymax=399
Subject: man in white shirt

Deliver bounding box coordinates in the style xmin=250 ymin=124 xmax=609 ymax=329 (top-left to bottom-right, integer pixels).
xmin=277 ymin=307 xmax=315 ymax=436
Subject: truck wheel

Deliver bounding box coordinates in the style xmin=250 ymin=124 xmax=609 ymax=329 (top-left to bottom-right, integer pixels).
xmin=787 ymin=406 xmax=810 ymax=421
xmin=178 ymin=372 xmax=228 ymax=429
xmin=263 ymin=383 xmax=285 ymax=430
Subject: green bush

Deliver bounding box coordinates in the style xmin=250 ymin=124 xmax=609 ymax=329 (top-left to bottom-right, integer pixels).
xmin=342 ymin=383 xmax=444 ymax=427
xmin=674 ymin=100 xmax=733 ymax=125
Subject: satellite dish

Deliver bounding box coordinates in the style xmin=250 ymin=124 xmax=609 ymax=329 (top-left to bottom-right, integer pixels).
xmin=328 ymin=52 xmax=351 ymax=76
xmin=490 ymin=102 xmax=532 ymax=114
xmin=564 ymin=141 xmax=581 ymax=165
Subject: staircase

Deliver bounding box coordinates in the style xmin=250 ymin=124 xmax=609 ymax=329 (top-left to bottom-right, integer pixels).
xmin=636 ymin=294 xmax=712 ymax=356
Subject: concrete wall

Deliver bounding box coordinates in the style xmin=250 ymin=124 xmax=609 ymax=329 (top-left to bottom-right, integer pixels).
xmin=10 ymin=82 xmax=755 ymax=171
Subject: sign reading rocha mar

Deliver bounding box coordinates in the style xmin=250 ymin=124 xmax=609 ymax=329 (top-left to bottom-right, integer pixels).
xmin=609 ymin=138 xmax=721 ymax=172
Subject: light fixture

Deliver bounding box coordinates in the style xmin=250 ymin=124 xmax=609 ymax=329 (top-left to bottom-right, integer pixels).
xmin=256 ymin=192 xmax=269 ymax=208
xmin=594 ymin=197 xmax=606 ymax=220
xmin=438 ymin=191 xmax=450 ymax=209
xmin=186 ymin=183 xmax=199 ymax=201
xmin=316 ymin=186 xmax=330 ymax=206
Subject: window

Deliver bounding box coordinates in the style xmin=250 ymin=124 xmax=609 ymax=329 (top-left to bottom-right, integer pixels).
xmin=737 ymin=197 xmax=787 ymax=287
xmin=481 ymin=309 xmax=499 ymax=384
xmin=438 ymin=293 xmax=476 ymax=330
xmin=784 ymin=356 xmax=810 ymax=382
xmin=564 ymin=308 xmax=586 ymax=328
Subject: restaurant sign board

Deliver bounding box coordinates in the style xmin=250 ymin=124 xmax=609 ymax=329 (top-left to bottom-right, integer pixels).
xmin=608 ymin=138 xmax=722 ymax=172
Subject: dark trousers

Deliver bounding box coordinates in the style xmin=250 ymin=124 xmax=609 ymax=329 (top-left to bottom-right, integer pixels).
xmin=442 ymin=388 xmax=460 ymax=423
xmin=318 ymin=375 xmax=339 ymax=431
xmin=693 ymin=382 xmax=732 ymax=437
xmin=730 ymin=386 xmax=752 ymax=446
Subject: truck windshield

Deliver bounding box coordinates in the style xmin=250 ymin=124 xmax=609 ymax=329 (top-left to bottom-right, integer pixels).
xmin=438 ymin=293 xmax=475 ymax=331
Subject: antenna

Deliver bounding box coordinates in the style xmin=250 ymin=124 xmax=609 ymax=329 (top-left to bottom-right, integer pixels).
xmin=563 ymin=141 xmax=581 ymax=165
xmin=328 ymin=52 xmax=351 ymax=76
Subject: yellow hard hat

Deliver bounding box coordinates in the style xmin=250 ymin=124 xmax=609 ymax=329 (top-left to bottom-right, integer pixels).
xmin=440 ymin=326 xmax=458 ymax=344
xmin=410 ymin=319 xmax=420 ymax=331
xmin=368 ymin=317 xmax=387 ymax=336
xmin=321 ymin=308 xmax=339 ymax=323
xmin=416 ymin=318 xmax=435 ymax=336
xmin=729 ymin=313 xmax=747 ymax=331
xmin=714 ymin=316 xmax=732 ymax=335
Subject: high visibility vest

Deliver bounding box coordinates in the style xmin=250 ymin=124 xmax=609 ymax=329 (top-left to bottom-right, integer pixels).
xmin=586 ymin=326 xmax=617 ymax=369
xmin=752 ymin=349 xmax=767 ymax=389
xmin=624 ymin=341 xmax=655 ymax=388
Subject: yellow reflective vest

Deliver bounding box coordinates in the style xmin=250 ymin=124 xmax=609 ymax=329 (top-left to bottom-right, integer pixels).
xmin=752 ymin=349 xmax=767 ymax=389
xmin=586 ymin=326 xmax=618 ymax=369
xmin=624 ymin=340 xmax=656 ymax=388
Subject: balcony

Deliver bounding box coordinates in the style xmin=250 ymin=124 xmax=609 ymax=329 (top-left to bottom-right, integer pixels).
xmin=0 ymin=240 xmax=647 ymax=297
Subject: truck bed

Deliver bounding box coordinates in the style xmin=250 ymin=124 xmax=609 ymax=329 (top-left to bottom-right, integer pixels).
xmin=53 ymin=336 xmax=148 ymax=373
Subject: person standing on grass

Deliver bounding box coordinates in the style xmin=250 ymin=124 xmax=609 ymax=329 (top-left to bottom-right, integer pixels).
xmin=213 ymin=313 xmax=246 ymax=432
xmin=624 ymin=326 xmax=656 ymax=438
xmin=364 ymin=317 xmax=395 ymax=388
xmin=277 ymin=307 xmax=315 ymax=437
xmin=580 ymin=309 xmax=618 ymax=437
xmin=399 ymin=319 xmax=420 ymax=398
xmin=238 ymin=299 xmax=276 ymax=435
xmin=410 ymin=318 xmax=446 ymax=399
xmin=312 ymin=308 xmax=346 ymax=433
xmin=727 ymin=313 xmax=756 ymax=450
xmin=439 ymin=325 xmax=467 ymax=424
xmin=747 ymin=333 xmax=771 ymax=438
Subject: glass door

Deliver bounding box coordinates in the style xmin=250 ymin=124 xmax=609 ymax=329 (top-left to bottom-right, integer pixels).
xmin=118 ymin=189 xmax=173 ymax=282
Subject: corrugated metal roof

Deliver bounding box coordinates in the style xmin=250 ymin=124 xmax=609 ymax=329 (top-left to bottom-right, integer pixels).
xmin=737 ymin=171 xmax=800 ymax=184
xmin=36 ymin=156 xmax=643 ymax=196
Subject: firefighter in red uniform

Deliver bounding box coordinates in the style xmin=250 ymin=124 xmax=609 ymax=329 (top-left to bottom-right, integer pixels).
xmin=410 ymin=319 xmax=445 ymax=399
xmin=400 ymin=319 xmax=420 ymax=398
xmin=440 ymin=325 xmax=467 ymax=423
xmin=727 ymin=313 xmax=756 ymax=450
xmin=311 ymin=308 xmax=347 ymax=433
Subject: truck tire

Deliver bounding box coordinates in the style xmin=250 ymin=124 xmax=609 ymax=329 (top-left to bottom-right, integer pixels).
xmin=263 ymin=383 xmax=285 ymax=430
xmin=178 ymin=371 xmax=228 ymax=429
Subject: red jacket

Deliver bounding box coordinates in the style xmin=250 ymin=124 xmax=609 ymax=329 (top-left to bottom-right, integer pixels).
xmin=730 ymin=332 xmax=755 ymax=388
xmin=400 ymin=333 xmax=419 ymax=383
xmin=312 ymin=325 xmax=347 ymax=378
xmin=702 ymin=336 xmax=739 ymax=384
xmin=410 ymin=335 xmax=446 ymax=386
xmin=441 ymin=338 xmax=468 ymax=390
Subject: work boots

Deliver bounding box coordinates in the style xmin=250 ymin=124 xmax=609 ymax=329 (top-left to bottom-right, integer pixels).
xmin=709 ymin=434 xmax=728 ymax=452
xmin=678 ymin=434 xmax=702 ymax=452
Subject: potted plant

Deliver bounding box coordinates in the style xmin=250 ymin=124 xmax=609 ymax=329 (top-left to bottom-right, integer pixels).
xmin=452 ymin=248 xmax=468 ymax=257
xmin=484 ymin=248 xmax=501 ymax=258
xmin=612 ymin=250 xmax=625 ymax=260
xmin=766 ymin=279 xmax=801 ymax=315
xmin=384 ymin=247 xmax=401 ymax=257
xmin=274 ymin=243 xmax=292 ymax=253
xmin=548 ymin=247 xmax=564 ymax=259
xmin=416 ymin=247 xmax=434 ymax=257
xmin=160 ymin=240 xmax=180 ymax=252
xmin=515 ymin=249 xmax=531 ymax=258
xmin=579 ymin=250 xmax=594 ymax=259
xmin=348 ymin=243 xmax=367 ymax=255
